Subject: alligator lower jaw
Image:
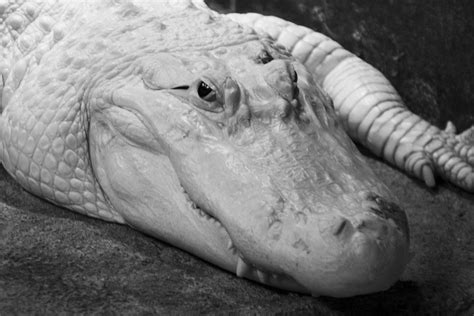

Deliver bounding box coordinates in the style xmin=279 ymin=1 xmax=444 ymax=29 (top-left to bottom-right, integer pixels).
xmin=179 ymin=185 xmax=309 ymax=294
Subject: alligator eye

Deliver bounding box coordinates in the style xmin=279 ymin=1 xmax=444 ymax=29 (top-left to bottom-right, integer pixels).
xmin=293 ymin=70 xmax=298 ymax=83
xmin=197 ymin=81 xmax=216 ymax=102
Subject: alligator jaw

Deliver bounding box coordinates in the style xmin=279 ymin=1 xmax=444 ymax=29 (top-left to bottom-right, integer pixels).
xmin=180 ymin=184 xmax=309 ymax=293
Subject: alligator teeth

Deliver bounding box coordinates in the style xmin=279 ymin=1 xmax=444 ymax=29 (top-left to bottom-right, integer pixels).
xmin=227 ymin=240 xmax=238 ymax=254
xmin=235 ymin=257 xmax=278 ymax=284
xmin=180 ymin=185 xmax=223 ymax=226
xmin=256 ymin=269 xmax=268 ymax=283
xmin=236 ymin=257 xmax=250 ymax=278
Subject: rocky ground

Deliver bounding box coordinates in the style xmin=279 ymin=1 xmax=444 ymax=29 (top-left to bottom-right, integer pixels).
xmin=1 ymin=0 xmax=473 ymax=314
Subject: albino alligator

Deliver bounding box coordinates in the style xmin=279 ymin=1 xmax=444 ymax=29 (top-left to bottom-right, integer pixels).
xmin=0 ymin=0 xmax=473 ymax=298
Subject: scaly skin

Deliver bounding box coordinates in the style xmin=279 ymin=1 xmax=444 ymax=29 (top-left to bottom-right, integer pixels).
xmin=227 ymin=13 xmax=474 ymax=192
xmin=0 ymin=0 xmax=469 ymax=297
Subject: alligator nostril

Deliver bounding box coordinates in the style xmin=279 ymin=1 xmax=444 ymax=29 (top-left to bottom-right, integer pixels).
xmin=333 ymin=219 xmax=347 ymax=236
xmin=332 ymin=217 xmax=354 ymax=238
xmin=366 ymin=192 xmax=408 ymax=232
xmin=354 ymin=216 xmax=388 ymax=239
xmin=293 ymin=85 xmax=299 ymax=98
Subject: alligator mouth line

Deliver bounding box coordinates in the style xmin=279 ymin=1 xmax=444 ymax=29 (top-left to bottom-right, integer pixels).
xmin=179 ymin=185 xmax=305 ymax=289
xmin=180 ymin=184 xmax=222 ymax=227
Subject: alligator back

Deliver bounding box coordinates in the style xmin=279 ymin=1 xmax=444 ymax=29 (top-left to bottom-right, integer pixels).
xmin=0 ymin=0 xmax=215 ymax=221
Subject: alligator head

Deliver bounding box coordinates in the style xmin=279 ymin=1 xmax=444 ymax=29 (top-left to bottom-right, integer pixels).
xmin=38 ymin=5 xmax=406 ymax=296
xmin=86 ymin=38 xmax=409 ymax=297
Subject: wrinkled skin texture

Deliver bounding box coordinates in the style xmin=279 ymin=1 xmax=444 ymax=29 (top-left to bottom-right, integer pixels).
xmin=0 ymin=0 xmax=415 ymax=297
xmin=86 ymin=33 xmax=409 ymax=296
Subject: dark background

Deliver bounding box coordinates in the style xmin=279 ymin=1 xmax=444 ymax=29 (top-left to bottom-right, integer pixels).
xmin=1 ymin=1 xmax=473 ymax=314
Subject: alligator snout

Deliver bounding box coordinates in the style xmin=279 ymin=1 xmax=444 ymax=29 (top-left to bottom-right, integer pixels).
xmin=323 ymin=193 xmax=408 ymax=242
xmin=223 ymin=187 xmax=410 ymax=297
xmin=268 ymin=192 xmax=410 ymax=297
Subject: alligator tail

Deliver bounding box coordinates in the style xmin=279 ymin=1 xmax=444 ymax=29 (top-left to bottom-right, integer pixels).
xmin=226 ymin=13 xmax=474 ymax=192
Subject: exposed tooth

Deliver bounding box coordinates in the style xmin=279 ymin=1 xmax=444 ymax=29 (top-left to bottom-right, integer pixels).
xmin=256 ymin=270 xmax=268 ymax=283
xmin=226 ymin=238 xmax=238 ymax=253
xmin=236 ymin=257 xmax=250 ymax=278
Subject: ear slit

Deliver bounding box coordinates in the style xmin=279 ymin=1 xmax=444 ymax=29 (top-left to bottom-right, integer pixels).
xmin=172 ymin=85 xmax=190 ymax=90
xmin=143 ymin=78 xmax=189 ymax=91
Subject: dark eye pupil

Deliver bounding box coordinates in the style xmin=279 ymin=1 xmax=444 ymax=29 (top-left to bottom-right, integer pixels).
xmin=198 ymin=81 xmax=213 ymax=98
